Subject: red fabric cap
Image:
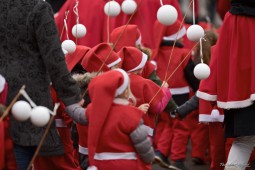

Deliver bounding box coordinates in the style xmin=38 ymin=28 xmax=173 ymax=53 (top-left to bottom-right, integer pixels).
xmin=87 ymin=69 xmax=129 ymax=166
xmin=110 ymin=25 xmax=141 ymax=52
xmin=118 ymin=47 xmax=148 ymax=72
xmin=65 ymin=45 xmax=90 ymax=71
xmin=81 ymin=43 xmax=120 ymax=72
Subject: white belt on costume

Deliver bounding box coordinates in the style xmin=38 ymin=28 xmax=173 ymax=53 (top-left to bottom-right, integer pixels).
xmin=144 ymin=125 xmax=154 ymax=137
xmin=169 ymin=86 xmax=190 ymax=95
xmin=94 ymin=152 xmax=137 ymax=160
xmin=79 ymin=145 xmax=89 ymax=155
xmin=55 ymin=119 xmax=67 ymax=127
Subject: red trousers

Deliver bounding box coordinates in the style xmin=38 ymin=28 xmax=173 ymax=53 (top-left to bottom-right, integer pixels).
xmin=171 ymin=111 xmax=209 ymax=161
xmin=208 ymin=122 xmax=225 ymax=170
xmin=153 ymin=112 xmax=174 ymax=156
xmin=34 ymin=128 xmax=79 ymax=170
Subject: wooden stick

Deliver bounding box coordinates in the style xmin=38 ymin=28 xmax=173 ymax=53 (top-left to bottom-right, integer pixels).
xmin=0 ymin=85 xmax=25 ymax=121
xmin=26 ymin=104 xmax=60 ymax=170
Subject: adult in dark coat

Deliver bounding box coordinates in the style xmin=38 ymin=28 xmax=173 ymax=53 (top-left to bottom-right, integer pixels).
xmin=0 ymin=0 xmax=81 ymax=169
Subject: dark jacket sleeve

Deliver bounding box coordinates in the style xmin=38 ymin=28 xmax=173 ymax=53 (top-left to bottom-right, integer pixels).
xmin=130 ymin=120 xmax=155 ymax=163
xmin=33 ymin=1 xmax=81 ymax=106
xmin=184 ymin=58 xmax=200 ymax=92
xmin=176 ymin=95 xmax=199 ymax=119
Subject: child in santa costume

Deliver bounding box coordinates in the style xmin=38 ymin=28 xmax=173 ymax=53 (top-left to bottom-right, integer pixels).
xmin=66 ymin=69 xmax=155 ymax=170
xmin=34 ymin=45 xmax=90 ymax=170
xmin=119 ymin=46 xmax=179 ymax=169
xmin=153 ymin=19 xmax=210 ymax=169
xmin=196 ymin=1 xmax=255 ymax=169
xmin=0 ymin=75 xmax=17 ymax=170
xmin=111 ymin=25 xmax=178 ymax=169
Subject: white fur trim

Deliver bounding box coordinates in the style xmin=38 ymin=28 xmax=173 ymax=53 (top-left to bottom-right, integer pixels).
xmin=0 ymin=75 xmax=6 ymax=93
xmin=135 ymin=35 xmax=142 ymax=46
xmin=79 ymin=145 xmax=88 ymax=155
xmin=87 ymin=166 xmax=98 ymax=170
xmin=115 ymin=69 xmax=129 ymax=97
xmin=128 ymin=52 xmax=148 ymax=72
xmin=170 ymin=86 xmax=190 ymax=95
xmin=94 ymin=152 xmax=137 ymax=160
xmin=113 ymin=98 xmax=129 ymax=105
xmin=107 ymin=57 xmax=121 ymax=68
xmin=199 ymin=109 xmax=224 ymax=123
xmin=196 ymin=90 xmax=217 ymax=101
xmin=217 ymin=99 xmax=253 ymax=109
xmin=150 ymin=60 xmax=157 ymax=70
xmin=163 ymin=27 xmax=186 ymax=41
xmin=250 ymin=94 xmax=255 ymax=101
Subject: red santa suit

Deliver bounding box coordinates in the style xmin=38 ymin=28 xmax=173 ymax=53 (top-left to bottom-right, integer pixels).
xmin=0 ymin=75 xmax=17 ymax=170
xmin=86 ymin=69 xmax=154 ymax=170
xmin=54 ymin=0 xmax=107 ymax=47
xmin=119 ymin=47 xmax=172 ymax=140
xmin=153 ymin=20 xmax=208 ymax=162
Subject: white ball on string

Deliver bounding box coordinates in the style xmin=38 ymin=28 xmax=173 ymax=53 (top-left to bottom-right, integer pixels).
xmin=11 ymin=101 xmax=32 ymax=122
xmin=187 ymin=24 xmax=205 ymax=42
xmin=61 ymin=40 xmax=76 ymax=54
xmin=30 ymin=106 xmax=50 ymax=127
xmin=104 ymin=1 xmax=121 ymax=17
xmin=72 ymin=24 xmax=87 ymax=38
xmin=193 ymin=63 xmax=210 ymax=80
xmin=62 ymin=48 xmax=68 ymax=55
xmin=157 ymin=5 xmax=178 ymax=26
xmin=121 ymin=0 xmax=137 ymax=15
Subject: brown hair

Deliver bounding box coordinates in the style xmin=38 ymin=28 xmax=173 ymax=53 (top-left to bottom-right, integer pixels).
xmin=194 ymin=30 xmax=218 ymax=65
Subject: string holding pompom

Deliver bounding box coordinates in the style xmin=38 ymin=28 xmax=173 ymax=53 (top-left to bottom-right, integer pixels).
xmin=187 ymin=0 xmax=204 ymax=42
xmin=72 ymin=0 xmax=87 ymax=38
xmin=193 ymin=38 xmax=210 ymax=80
xmin=121 ymin=0 xmax=137 ymax=15
xmin=104 ymin=0 xmax=121 ymax=17
xmin=157 ymin=5 xmax=178 ymax=26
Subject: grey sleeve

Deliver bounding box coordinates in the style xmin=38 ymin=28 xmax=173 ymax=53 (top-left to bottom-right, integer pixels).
xmin=130 ymin=120 xmax=155 ymax=163
xmin=177 ymin=95 xmax=199 ymax=118
xmin=32 ymin=1 xmax=81 ymax=106
xmin=65 ymin=104 xmax=88 ymax=125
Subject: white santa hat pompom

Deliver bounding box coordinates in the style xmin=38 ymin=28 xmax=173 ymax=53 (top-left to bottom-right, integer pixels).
xmin=193 ymin=63 xmax=210 ymax=80
xmin=121 ymin=0 xmax=137 ymax=15
xmin=104 ymin=1 xmax=121 ymax=17
xmin=157 ymin=5 xmax=178 ymax=26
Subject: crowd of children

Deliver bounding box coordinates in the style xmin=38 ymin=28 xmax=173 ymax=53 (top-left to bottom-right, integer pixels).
xmin=1 ymin=0 xmax=255 ymax=170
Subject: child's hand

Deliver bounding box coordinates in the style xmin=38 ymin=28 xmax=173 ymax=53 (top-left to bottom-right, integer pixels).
xmin=138 ymin=103 xmax=150 ymax=114
xmin=161 ymin=81 xmax=169 ymax=88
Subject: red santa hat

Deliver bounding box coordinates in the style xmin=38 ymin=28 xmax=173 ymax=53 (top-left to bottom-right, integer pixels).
xmin=110 ymin=25 xmax=141 ymax=52
xmin=65 ymin=45 xmax=91 ymax=71
xmin=87 ymin=69 xmax=129 ymax=169
xmin=118 ymin=46 xmax=148 ymax=72
xmin=81 ymin=43 xmax=121 ymax=72
xmin=153 ymin=19 xmax=186 ymax=51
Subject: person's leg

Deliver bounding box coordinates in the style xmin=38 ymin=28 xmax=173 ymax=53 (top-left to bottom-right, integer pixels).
xmin=14 ymin=144 xmax=36 ymax=170
xmin=225 ymin=136 xmax=255 ymax=170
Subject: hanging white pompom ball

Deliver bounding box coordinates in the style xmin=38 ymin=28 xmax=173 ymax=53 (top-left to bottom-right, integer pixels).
xmin=157 ymin=5 xmax=178 ymax=26
xmin=72 ymin=24 xmax=87 ymax=38
xmin=11 ymin=101 xmax=31 ymax=122
xmin=104 ymin=1 xmax=121 ymax=17
xmin=61 ymin=40 xmax=76 ymax=54
xmin=193 ymin=63 xmax=210 ymax=80
xmin=30 ymin=106 xmax=50 ymax=127
xmin=187 ymin=25 xmax=205 ymax=42
xmin=121 ymin=0 xmax=137 ymax=15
